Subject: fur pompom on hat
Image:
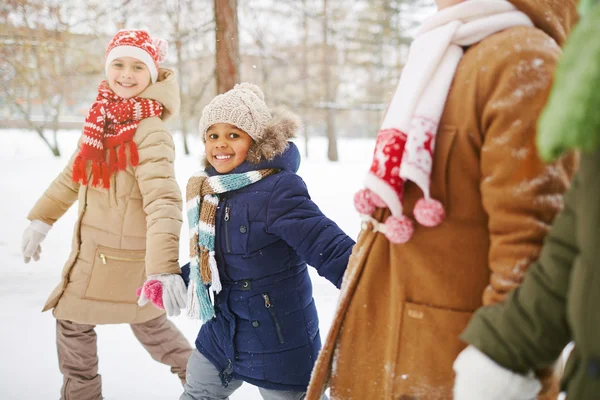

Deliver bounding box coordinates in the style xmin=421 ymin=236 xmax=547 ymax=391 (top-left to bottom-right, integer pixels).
xmin=105 ymin=29 xmax=168 ymax=84
xmin=200 ymin=83 xmax=300 ymax=165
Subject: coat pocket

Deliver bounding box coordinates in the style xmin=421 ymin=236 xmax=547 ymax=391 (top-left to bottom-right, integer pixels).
xmin=393 ymin=301 xmax=472 ymax=398
xmin=83 ymin=246 xmax=146 ymax=304
xmin=223 ymin=203 xmax=249 ymax=254
xmin=245 ymin=290 xmax=312 ymax=353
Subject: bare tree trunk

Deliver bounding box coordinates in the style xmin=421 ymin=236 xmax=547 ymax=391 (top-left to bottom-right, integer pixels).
xmin=177 ymin=39 xmax=190 ymax=155
xmin=12 ymin=99 xmax=60 ymax=156
xmin=174 ymin=1 xmax=190 ymax=155
xmin=51 ymin=99 xmax=62 ymax=154
xmin=214 ymin=0 xmax=239 ymax=94
xmin=322 ymin=0 xmax=338 ymax=161
xmin=302 ymin=0 xmax=309 ymax=159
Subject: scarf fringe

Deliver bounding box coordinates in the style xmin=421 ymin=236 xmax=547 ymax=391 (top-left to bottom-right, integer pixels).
xmin=186 ymin=281 xmax=200 ymax=319
xmin=117 ymin=143 xmax=127 ymax=170
xmin=73 ymin=156 xmax=110 ymax=188
xmin=129 ymin=141 xmax=139 ymax=166
xmin=109 ymin=148 xmax=118 ymax=173
xmin=208 ymin=251 xmax=222 ymax=294
xmin=72 ymin=155 xmax=88 ymax=185
xmin=105 ymin=141 xmax=140 ymax=173
xmin=90 ymin=160 xmax=110 ymax=188
xmin=197 ymin=282 xmax=216 ymax=323
xmin=73 ymin=139 xmax=140 ymax=188
xmin=200 ymin=250 xmax=212 ymax=284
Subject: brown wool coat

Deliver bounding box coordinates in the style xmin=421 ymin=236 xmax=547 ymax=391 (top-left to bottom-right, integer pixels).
xmin=28 ymin=69 xmax=183 ymax=325
xmin=306 ymin=2 xmax=579 ymax=399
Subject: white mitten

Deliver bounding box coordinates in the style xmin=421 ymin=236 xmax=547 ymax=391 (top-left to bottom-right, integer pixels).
xmin=453 ymin=345 xmax=542 ymax=400
xmin=137 ymin=273 xmax=187 ymax=317
xmin=21 ymin=220 xmax=52 ymax=263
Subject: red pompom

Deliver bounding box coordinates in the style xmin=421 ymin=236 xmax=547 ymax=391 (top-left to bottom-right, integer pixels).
xmin=384 ymin=215 xmax=414 ymax=244
xmin=371 ymin=192 xmax=387 ymax=208
xmin=414 ymin=198 xmax=445 ymax=227
xmin=354 ymin=189 xmax=376 ymax=215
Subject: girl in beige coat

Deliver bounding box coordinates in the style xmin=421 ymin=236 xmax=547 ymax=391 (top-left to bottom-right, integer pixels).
xmin=21 ymin=29 xmax=192 ymax=400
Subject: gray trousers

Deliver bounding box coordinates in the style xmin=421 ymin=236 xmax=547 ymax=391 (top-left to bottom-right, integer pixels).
xmin=180 ymin=349 xmax=328 ymax=400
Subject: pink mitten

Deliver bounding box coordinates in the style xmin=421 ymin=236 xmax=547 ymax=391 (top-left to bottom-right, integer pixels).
xmin=137 ymin=279 xmax=164 ymax=309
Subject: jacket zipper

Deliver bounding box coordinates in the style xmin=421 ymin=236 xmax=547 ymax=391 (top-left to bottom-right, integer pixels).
xmin=99 ymin=253 xmax=145 ymax=265
xmin=262 ymin=293 xmax=285 ymax=344
xmin=224 ymin=204 xmax=232 ymax=253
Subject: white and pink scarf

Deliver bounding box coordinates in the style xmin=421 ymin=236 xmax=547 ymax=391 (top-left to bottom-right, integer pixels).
xmin=355 ymin=0 xmax=533 ymax=243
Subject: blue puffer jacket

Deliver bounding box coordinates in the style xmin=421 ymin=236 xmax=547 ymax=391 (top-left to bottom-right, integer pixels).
xmin=183 ymin=142 xmax=354 ymax=391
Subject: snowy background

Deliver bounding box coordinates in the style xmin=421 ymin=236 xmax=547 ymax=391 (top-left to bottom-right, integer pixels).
xmin=0 ymin=130 xmax=373 ymax=399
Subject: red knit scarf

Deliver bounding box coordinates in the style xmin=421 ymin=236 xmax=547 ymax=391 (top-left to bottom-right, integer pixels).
xmin=72 ymin=81 xmax=164 ymax=188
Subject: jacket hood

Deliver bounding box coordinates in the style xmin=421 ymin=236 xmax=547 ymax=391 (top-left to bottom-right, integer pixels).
xmin=139 ymin=68 xmax=180 ymax=121
xmin=508 ymin=0 xmax=578 ymax=46
xmin=245 ymin=106 xmax=300 ymax=164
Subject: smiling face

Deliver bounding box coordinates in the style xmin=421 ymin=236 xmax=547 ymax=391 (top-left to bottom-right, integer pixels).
xmin=106 ymin=57 xmax=151 ymax=98
xmin=205 ymin=123 xmax=254 ymax=173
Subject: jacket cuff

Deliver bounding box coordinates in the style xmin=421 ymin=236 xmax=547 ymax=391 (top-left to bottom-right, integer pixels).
xmin=30 ymin=220 xmax=52 ymax=236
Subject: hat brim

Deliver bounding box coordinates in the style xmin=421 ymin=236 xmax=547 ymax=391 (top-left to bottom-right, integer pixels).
xmin=105 ymin=45 xmax=158 ymax=83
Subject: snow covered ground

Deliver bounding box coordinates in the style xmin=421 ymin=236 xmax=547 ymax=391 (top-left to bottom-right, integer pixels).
xmin=0 ymin=129 xmax=374 ymax=399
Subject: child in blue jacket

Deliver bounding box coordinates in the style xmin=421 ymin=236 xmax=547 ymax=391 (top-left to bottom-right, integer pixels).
xmin=180 ymin=83 xmax=355 ymax=400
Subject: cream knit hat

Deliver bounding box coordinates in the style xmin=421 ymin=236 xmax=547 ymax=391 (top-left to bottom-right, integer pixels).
xmin=199 ymin=82 xmax=272 ymax=141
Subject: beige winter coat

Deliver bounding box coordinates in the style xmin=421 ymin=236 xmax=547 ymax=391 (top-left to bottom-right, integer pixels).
xmin=28 ymin=69 xmax=183 ymax=325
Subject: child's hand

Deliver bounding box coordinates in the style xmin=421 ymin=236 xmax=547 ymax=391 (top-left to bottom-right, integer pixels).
xmin=21 ymin=220 xmax=51 ymax=263
xmin=137 ymin=273 xmax=187 ymax=317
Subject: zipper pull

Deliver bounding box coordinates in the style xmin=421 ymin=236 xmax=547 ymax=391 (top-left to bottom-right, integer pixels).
xmin=100 ymin=254 xmax=107 ymax=265
xmin=224 ymin=206 xmax=230 ymax=222
xmin=262 ymin=293 xmax=272 ymax=308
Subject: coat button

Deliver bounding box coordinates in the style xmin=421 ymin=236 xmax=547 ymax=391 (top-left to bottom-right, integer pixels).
xmin=239 ymin=225 xmax=247 ymax=234
xmin=588 ymin=359 xmax=600 ymax=378
xmin=242 ymin=281 xmax=249 ymax=288
xmin=252 ymin=320 xmax=260 ymax=328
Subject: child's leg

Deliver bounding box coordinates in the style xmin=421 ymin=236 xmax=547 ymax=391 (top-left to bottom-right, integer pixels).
xmin=56 ymin=319 xmax=102 ymax=400
xmin=257 ymin=388 xmax=329 ymax=400
xmin=130 ymin=314 xmax=193 ymax=384
xmin=180 ymin=349 xmax=243 ymax=400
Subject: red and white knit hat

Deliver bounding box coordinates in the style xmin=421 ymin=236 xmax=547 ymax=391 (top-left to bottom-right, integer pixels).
xmin=105 ymin=29 xmax=168 ymax=83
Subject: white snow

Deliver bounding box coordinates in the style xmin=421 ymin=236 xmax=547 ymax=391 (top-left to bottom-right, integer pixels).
xmin=0 ymin=129 xmax=373 ymax=399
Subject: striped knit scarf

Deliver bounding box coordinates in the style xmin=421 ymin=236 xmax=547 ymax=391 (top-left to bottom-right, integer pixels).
xmin=72 ymin=81 xmax=164 ymax=188
xmin=186 ymin=168 xmax=278 ymax=322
